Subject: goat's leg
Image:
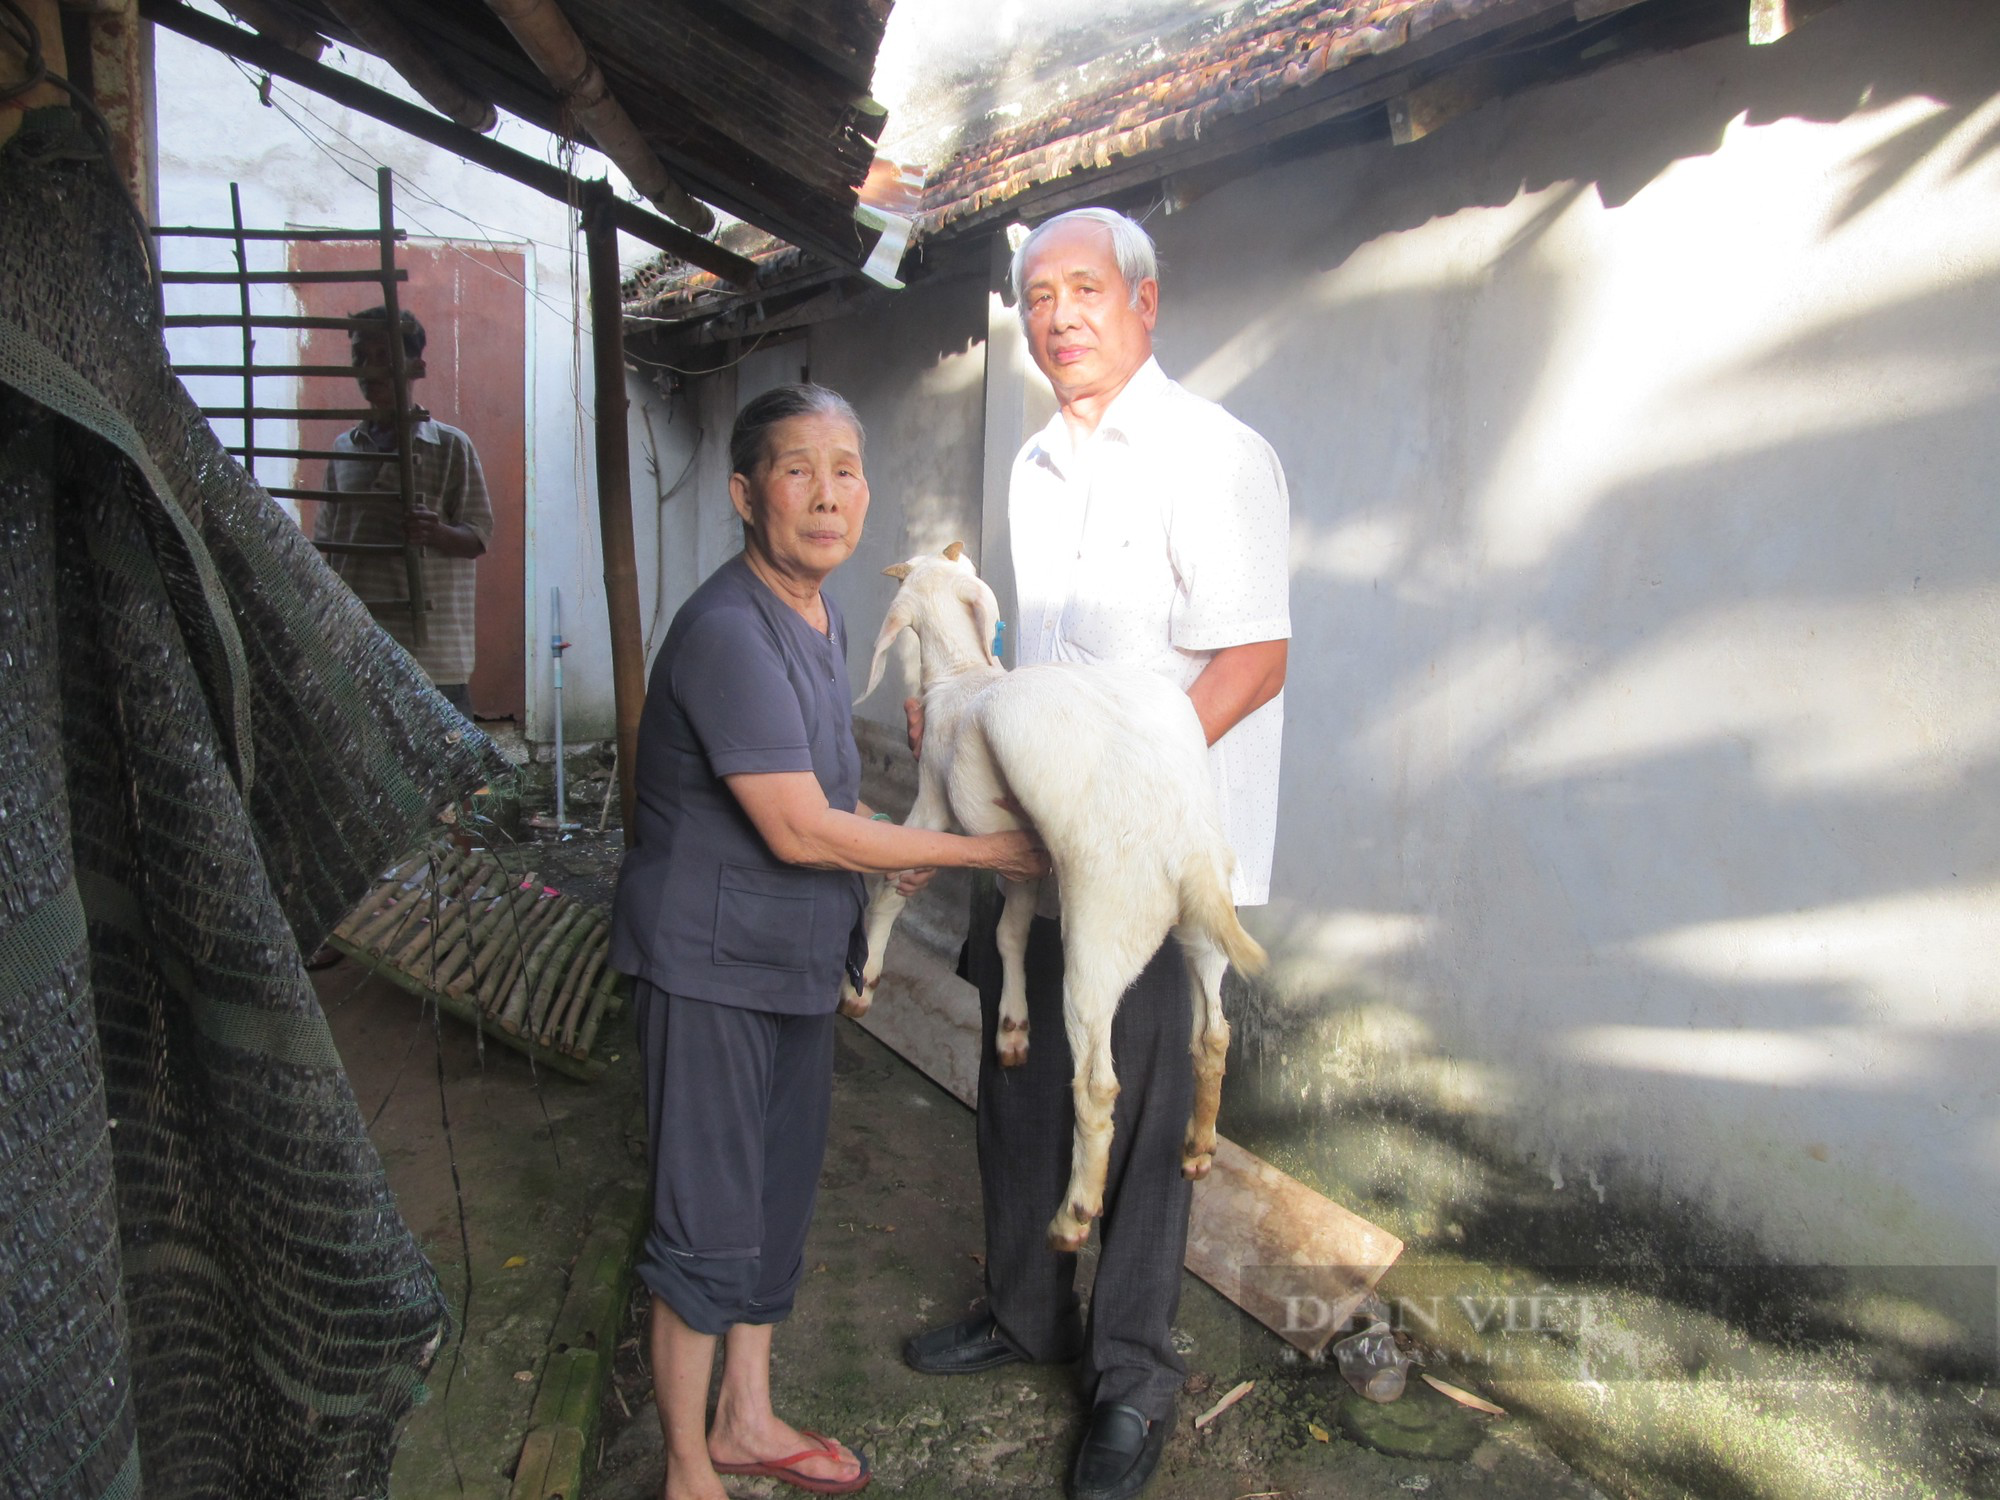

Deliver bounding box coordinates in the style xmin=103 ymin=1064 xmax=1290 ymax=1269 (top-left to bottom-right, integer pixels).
xmin=1047 ymin=999 xmax=1119 ymax=1252
xmin=839 ymin=771 xmax=953 ymax=1018
xmin=992 ymin=876 xmax=1038 ymax=1066
xmin=1175 ymin=930 xmax=1232 ymax=1180
xmin=1043 ymin=907 xmax=1163 ymax=1251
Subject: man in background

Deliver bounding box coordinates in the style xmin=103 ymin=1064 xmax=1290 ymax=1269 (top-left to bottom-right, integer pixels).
xmin=314 ymin=305 xmax=491 ymax=714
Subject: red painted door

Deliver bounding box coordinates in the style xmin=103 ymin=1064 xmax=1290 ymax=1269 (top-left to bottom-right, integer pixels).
xmin=290 ymin=239 xmax=527 ymax=722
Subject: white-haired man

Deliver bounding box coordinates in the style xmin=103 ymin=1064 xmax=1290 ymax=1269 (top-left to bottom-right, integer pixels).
xmin=902 ymin=208 xmax=1290 ymax=1500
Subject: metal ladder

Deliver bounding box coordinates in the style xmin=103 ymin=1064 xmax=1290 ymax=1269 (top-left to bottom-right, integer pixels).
xmin=154 ymin=166 xmax=428 ymax=645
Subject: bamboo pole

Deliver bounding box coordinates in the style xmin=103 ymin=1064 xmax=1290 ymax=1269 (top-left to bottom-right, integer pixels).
xmin=545 ymin=920 xmax=608 ymax=1045
xmin=323 ymin=0 xmax=496 ymax=132
xmin=229 ymin=185 xmax=255 ymax=480
xmin=450 ymin=875 xmax=541 ymax=1000
xmin=376 ymin=167 xmax=428 ymax=649
xmin=571 ymin=971 xmax=622 ymax=1060
xmin=585 ymin=180 xmax=644 ymax=839
xmin=489 ymin=893 xmax=565 ymax=1023
xmin=554 ymin=928 xmax=610 ymax=1050
xmin=481 ymin=0 xmax=712 ymax=232
xmin=137 ymin=1 xmax=757 ymax=287
xmin=505 ymin=900 xmax=583 ymax=1033
xmin=526 ymin=908 xmax=596 ymax=1036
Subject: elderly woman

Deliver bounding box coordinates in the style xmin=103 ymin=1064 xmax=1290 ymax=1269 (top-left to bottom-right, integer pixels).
xmin=609 ymin=384 xmax=1045 ymax=1500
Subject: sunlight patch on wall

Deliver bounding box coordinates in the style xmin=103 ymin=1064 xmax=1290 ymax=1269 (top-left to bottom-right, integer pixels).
xmin=1497 ymin=597 xmax=2000 ymax=797
xmin=1620 ymin=891 xmax=1998 ymax=1026
xmin=1565 ymin=1024 xmax=1928 ymax=1089
xmin=1263 ymin=908 xmax=1432 ymax=997
xmin=1178 ymin=185 xmax=1527 ymax=400
xmin=1470 ymin=98 xmax=2000 ymax=576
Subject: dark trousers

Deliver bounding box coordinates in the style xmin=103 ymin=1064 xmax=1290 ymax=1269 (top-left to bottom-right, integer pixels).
xmin=971 ymin=904 xmax=1194 ymax=1420
xmin=634 ymin=983 xmax=836 ymax=1335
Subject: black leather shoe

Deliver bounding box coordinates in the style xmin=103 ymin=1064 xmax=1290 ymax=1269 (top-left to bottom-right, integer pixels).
xmin=902 ymin=1311 xmax=1029 ymax=1375
xmin=1067 ymin=1401 xmax=1170 ymax=1500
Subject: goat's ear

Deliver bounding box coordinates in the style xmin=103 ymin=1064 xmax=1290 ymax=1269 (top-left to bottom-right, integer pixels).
xmin=942 ymin=540 xmax=965 ymax=563
xmin=859 ymin=598 xmax=913 ymax=703
xmin=954 ymin=575 xmax=1003 ymax=667
xmin=883 ymin=562 xmax=912 ymax=580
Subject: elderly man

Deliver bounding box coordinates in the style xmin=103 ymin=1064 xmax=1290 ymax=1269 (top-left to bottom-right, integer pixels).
xmin=902 ymin=208 xmax=1290 ymax=1500
xmin=314 ymin=306 xmax=492 ymax=716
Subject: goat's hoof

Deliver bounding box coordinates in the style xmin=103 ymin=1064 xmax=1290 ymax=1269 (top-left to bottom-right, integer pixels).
xmin=995 ymin=1015 xmax=1029 ymax=1066
xmin=1046 ymin=1215 xmax=1089 ymax=1253
xmin=1181 ymin=1152 xmax=1214 ymax=1180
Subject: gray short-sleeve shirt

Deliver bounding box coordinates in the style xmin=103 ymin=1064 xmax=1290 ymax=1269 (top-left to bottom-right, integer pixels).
xmin=609 ymin=554 xmax=865 ymax=1014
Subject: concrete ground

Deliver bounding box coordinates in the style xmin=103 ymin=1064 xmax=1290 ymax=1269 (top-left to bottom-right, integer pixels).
xmin=322 ymin=822 xmax=1601 ymax=1500
xmin=588 ymin=1020 xmax=1603 ymax=1500
xmin=316 ymin=824 xmax=647 ymax=1500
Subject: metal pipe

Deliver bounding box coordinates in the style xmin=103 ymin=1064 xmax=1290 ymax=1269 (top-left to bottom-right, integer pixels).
xmin=481 ymin=0 xmax=714 ymax=234
xmin=323 ymin=0 xmax=497 ymax=133
xmin=550 ymin=586 xmax=571 ymax=834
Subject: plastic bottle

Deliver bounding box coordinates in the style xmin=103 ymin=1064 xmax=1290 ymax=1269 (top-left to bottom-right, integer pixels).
xmin=1330 ymin=1320 xmax=1409 ymax=1403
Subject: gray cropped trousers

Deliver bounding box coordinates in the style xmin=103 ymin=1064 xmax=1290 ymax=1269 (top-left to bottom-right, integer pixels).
xmin=969 ymin=899 xmax=1195 ymax=1421
xmin=634 ymin=982 xmax=835 ymax=1336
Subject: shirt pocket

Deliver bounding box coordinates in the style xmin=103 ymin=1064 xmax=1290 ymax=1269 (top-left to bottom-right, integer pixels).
xmin=713 ymin=863 xmax=815 ymax=972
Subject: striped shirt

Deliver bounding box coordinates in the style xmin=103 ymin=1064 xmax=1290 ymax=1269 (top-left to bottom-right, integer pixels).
xmin=313 ymin=418 xmax=493 ymax=685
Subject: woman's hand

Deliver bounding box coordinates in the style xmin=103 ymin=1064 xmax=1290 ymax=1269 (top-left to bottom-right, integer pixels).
xmin=903 ymin=696 xmax=924 ymax=760
xmin=981 ymin=830 xmax=1051 ymax=883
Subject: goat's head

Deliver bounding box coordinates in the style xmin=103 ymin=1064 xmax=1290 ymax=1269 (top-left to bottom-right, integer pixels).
xmin=859 ymin=542 xmax=1003 ymax=702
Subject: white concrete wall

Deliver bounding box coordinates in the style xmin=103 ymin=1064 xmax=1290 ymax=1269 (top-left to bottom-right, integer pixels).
xmin=1162 ymin=0 xmax=2000 ymax=1270
xmin=153 ymin=2 xmax=658 ymax=743
xmin=811 ymin=276 xmax=991 ymax=713
xmin=750 ymin=0 xmax=2000 ymax=1273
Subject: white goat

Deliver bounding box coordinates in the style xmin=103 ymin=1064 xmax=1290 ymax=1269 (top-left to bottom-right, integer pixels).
xmin=844 ymin=544 xmax=1266 ymax=1252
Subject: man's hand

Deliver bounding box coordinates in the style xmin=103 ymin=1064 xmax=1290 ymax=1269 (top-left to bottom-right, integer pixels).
xmin=904 ymin=696 xmax=924 ymax=761
xmin=405 ymin=504 xmax=486 ymax=558
xmin=891 ymin=867 xmax=938 ymax=897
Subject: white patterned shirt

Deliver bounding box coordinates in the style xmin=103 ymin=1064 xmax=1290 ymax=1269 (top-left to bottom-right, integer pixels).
xmin=1009 ymin=357 xmax=1291 ymax=905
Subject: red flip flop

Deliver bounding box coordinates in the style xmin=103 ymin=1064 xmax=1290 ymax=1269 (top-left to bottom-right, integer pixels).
xmin=711 ymin=1430 xmax=870 ymax=1495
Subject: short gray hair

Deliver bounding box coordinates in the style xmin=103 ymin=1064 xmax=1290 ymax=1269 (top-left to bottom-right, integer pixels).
xmin=729 ymin=382 xmax=865 ymax=477
xmin=1009 ymin=208 xmax=1158 ymax=319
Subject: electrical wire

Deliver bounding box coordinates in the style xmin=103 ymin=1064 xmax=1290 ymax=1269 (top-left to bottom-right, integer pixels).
xmin=227 ymin=60 xmax=583 ymax=332
xmin=621 ymin=330 xmax=774 ymax=376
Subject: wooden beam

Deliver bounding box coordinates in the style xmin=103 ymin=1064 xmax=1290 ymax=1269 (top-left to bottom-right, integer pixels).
xmin=137 ymin=0 xmax=757 ymax=288
xmin=1388 ymin=58 xmax=1511 ymax=146
xmin=323 ymin=0 xmax=495 ymax=132
xmin=1 ymin=0 xmax=67 ymax=152
xmin=583 ymin=183 xmax=644 ymax=841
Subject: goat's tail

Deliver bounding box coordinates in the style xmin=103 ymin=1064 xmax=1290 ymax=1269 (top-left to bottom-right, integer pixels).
xmin=1182 ymin=854 xmax=1268 ymax=977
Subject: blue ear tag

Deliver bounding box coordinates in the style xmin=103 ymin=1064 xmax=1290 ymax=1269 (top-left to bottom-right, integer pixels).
xmin=992 ymin=619 xmax=1007 ymax=658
